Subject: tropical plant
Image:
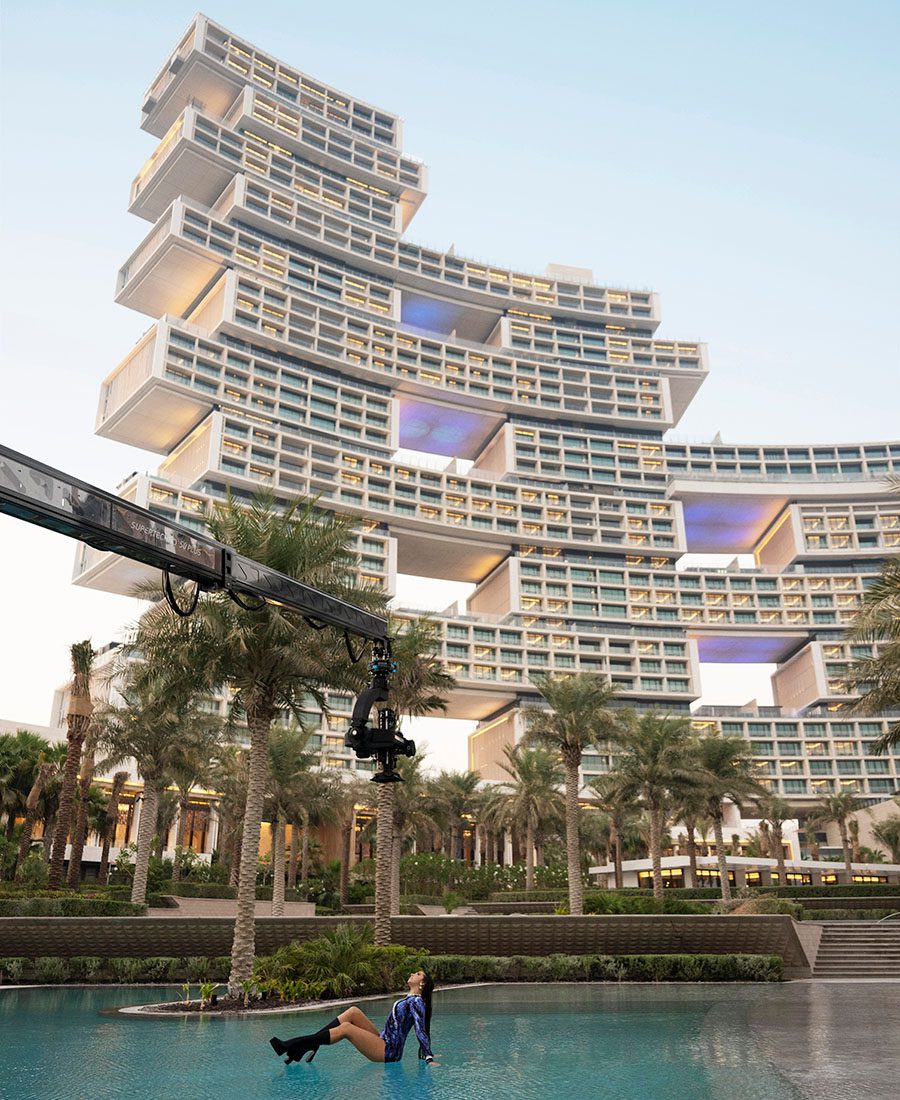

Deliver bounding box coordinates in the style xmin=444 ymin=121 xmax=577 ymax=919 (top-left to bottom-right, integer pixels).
xmin=872 ymin=814 xmax=900 ymax=864
xmin=135 ymin=492 xmax=386 ymax=994
xmin=604 ymin=711 xmax=697 ymax=900
xmin=754 ymin=793 xmax=792 ymax=884
xmin=264 ymin=723 xmax=315 ymax=915
xmin=66 ymin=720 xmax=102 ymax=888
xmin=169 ymin=723 xmax=227 ymax=883
xmin=810 ymin=792 xmax=861 ymax=881
xmin=523 ymin=674 xmax=620 ymax=915
xmin=588 ymin=771 xmax=642 ymax=889
xmin=95 ymin=658 xmax=221 ymax=905
xmin=48 ymin=641 xmax=95 ymax=889
xmin=693 ymin=734 xmax=765 ymax=902
xmin=368 ymin=616 xmax=454 ymax=945
xmin=96 ymin=771 xmax=129 ymax=886
xmin=488 ymin=744 xmax=564 ymax=891
xmin=387 ymin=755 xmax=439 ymax=914
xmin=13 ymin=742 xmax=66 ymax=881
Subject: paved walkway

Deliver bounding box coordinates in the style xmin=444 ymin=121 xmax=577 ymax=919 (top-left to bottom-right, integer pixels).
xmin=147 ymin=896 xmax=316 ymax=918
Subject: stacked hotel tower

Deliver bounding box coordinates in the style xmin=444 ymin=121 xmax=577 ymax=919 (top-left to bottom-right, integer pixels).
xmin=76 ymin=14 xmax=900 ymax=806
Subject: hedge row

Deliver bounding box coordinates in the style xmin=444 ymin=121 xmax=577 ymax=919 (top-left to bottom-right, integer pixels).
xmin=492 ymin=883 xmax=900 ymax=903
xmin=803 ymin=908 xmax=899 ymax=921
xmin=150 ymin=882 xmax=308 ymax=902
xmin=0 ymin=898 xmax=148 ymax=917
xmin=0 ymin=952 xmax=783 ymax=986
xmin=0 ymin=956 xmax=231 ymax=984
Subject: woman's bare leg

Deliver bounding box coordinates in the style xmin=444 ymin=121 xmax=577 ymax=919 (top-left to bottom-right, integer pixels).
xmin=328 ymin=1021 xmax=386 ymax=1062
xmin=338 ymin=1006 xmax=380 ymax=1037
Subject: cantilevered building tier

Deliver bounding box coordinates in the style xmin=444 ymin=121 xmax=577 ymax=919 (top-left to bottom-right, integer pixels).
xmin=77 ymin=14 xmax=900 ymax=797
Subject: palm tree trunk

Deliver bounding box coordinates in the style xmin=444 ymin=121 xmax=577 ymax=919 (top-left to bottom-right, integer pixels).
xmin=450 ymin=823 xmax=459 ymax=862
xmin=48 ymin=717 xmax=89 ymax=889
xmin=563 ymin=757 xmax=583 ymax=916
xmin=14 ymin=764 xmax=53 ymax=881
xmin=171 ymin=792 xmax=190 ymax=884
xmin=42 ymin=814 xmax=56 ymax=862
xmin=339 ymin=820 xmax=352 ymax=909
xmin=840 ymin=825 xmax=853 ymax=883
xmin=390 ymin=825 xmax=402 ymax=916
xmin=712 ymin=813 xmax=732 ymax=903
xmin=374 ymin=781 xmax=394 ymax=945
xmin=525 ymin=816 xmax=535 ymax=892
xmin=98 ymin=773 xmax=127 ymax=886
xmin=650 ymin=802 xmax=664 ymax=901
xmin=611 ymin=815 xmax=624 ymax=889
xmin=271 ymin=811 xmax=286 ymax=916
xmin=685 ymin=820 xmax=698 ymax=887
xmin=228 ymin=702 xmax=274 ymax=998
xmin=229 ymin=825 xmax=242 ymax=888
xmin=773 ymin=823 xmax=786 ymax=883
xmin=287 ymin=819 xmax=300 ymax=891
xmin=67 ymin=741 xmax=96 ymax=888
xmin=131 ymin=775 xmax=160 ymax=906
xmin=300 ymin=812 xmax=310 ymax=885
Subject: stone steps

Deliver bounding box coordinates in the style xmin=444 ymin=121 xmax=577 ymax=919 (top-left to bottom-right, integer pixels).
xmin=811 ymin=922 xmax=900 ymax=978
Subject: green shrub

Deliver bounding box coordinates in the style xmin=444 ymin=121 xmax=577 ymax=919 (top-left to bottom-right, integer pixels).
xmin=109 ymin=957 xmax=148 ymax=983
xmin=802 ymin=908 xmax=899 ymax=921
xmin=69 ymin=956 xmax=105 ymax=982
xmin=18 ymin=852 xmax=49 ymax=890
xmin=0 ymin=957 xmax=27 ymax=983
xmin=35 ymin=957 xmax=71 ymax=983
xmin=0 ymin=897 xmax=146 ymax=917
xmin=186 ymin=956 xmax=212 ymax=982
xmin=727 ymin=897 xmax=803 ymax=919
xmin=580 ymin=894 xmax=710 ymax=916
xmin=423 ymin=952 xmax=782 ymax=984
xmin=760 ymin=884 xmax=900 ymax=898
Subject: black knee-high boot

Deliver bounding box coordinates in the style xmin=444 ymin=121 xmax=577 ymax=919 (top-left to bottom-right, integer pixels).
xmin=270 ymin=1018 xmax=340 ymax=1064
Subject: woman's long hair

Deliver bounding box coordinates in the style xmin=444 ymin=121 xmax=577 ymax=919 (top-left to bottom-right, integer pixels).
xmin=417 ymin=971 xmax=435 ymax=1059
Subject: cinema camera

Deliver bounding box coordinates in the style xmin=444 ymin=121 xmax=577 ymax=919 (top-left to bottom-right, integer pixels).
xmin=344 ymin=640 xmax=415 ymax=783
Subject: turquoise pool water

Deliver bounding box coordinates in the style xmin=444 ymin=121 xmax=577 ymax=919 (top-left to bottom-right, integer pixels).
xmin=0 ymin=983 xmax=894 ymax=1100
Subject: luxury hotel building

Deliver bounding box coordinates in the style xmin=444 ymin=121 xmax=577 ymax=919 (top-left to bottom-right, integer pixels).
xmin=74 ymin=14 xmax=900 ymax=809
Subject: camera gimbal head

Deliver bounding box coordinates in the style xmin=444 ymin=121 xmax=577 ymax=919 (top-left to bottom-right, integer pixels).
xmin=344 ymin=639 xmax=415 ymax=782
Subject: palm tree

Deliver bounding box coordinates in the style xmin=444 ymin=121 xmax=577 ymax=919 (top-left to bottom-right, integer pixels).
xmin=670 ymin=785 xmax=712 ymax=889
xmin=523 ymin=674 xmax=619 ymax=915
xmin=694 ymin=735 xmax=766 ymax=902
xmin=848 ymin=817 xmax=862 ymax=864
xmin=589 ymin=771 xmax=641 ymax=889
xmin=96 ymin=658 xmax=221 ymax=905
xmin=389 ymin=755 xmax=437 ymax=913
xmin=137 ymin=492 xmax=386 ymax=992
xmin=0 ymin=730 xmax=51 ymax=849
xmin=48 ymin=641 xmax=95 ymax=889
xmin=490 ymin=744 xmax=564 ymax=891
xmin=370 ymin=616 xmax=455 ymax=945
xmin=872 ymin=814 xmax=900 ymax=864
xmin=97 ymin=770 xmax=129 ymax=885
xmin=432 ymin=770 xmax=481 ymax=861
xmin=755 ymin=793 xmax=792 ymax=884
xmin=330 ymin=776 xmax=370 ymax=910
xmin=13 ymin=743 xmax=66 ymax=880
xmin=67 ymin=720 xmax=103 ymax=888
xmin=169 ymin=723 xmax=227 ymax=883
xmin=264 ymin=724 xmax=315 ymax=915
xmin=605 ymin=712 xmax=697 ymax=900
xmin=811 ymin=792 xmax=860 ymax=882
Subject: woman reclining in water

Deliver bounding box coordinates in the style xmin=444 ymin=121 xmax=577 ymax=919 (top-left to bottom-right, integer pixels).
xmin=269 ymin=969 xmax=438 ymax=1066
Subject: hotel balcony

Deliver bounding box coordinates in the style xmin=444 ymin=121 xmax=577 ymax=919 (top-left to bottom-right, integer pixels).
xmin=141 ymin=14 xmax=402 ymax=150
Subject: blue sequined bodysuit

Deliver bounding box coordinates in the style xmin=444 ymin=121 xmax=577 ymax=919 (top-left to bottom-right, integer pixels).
xmin=379 ymin=994 xmax=433 ymax=1062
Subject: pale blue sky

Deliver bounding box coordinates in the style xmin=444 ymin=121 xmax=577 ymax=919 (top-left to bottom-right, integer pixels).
xmin=1 ymin=2 xmax=897 ymax=768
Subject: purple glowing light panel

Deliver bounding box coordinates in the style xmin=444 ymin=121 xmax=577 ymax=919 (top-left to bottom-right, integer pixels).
xmin=683 ymin=497 xmax=786 ymax=553
xmin=696 ymin=635 xmax=801 ymax=664
xmin=398 ymin=398 xmax=500 ymax=459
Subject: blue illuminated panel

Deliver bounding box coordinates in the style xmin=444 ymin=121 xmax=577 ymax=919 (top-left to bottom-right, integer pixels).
xmin=682 ymin=497 xmax=786 ymax=553
xmin=696 ymin=634 xmax=802 ymax=664
xmin=398 ymin=397 xmax=501 ymax=458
